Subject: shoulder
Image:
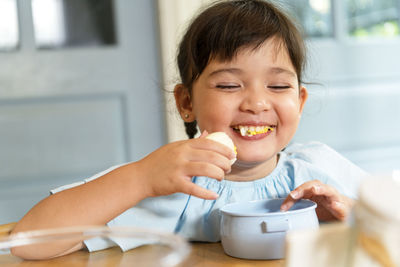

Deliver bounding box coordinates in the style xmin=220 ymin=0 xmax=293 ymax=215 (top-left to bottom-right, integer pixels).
xmin=281 ymin=141 xmax=351 ymax=173
xmin=284 ymin=141 xmax=342 ymax=161
xmin=281 ymin=141 xmax=370 ymax=198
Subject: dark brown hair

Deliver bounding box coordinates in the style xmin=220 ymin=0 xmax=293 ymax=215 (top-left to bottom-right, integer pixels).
xmin=177 ymin=0 xmax=306 ymax=138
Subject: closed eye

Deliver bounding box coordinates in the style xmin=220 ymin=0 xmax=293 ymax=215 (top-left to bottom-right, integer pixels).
xmin=268 ymin=86 xmax=291 ymax=89
xmin=216 ymin=85 xmax=240 ymax=89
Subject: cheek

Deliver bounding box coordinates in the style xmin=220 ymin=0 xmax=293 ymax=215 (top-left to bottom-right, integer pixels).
xmin=193 ymin=91 xmax=233 ymax=116
xmin=193 ymin=97 xmax=237 ymax=134
xmin=193 ymin=95 xmax=228 ymax=121
xmin=276 ymin=97 xmax=302 ymax=125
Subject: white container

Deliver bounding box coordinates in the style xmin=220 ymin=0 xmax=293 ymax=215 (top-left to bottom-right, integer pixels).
xmin=350 ymin=175 xmax=400 ymax=267
xmin=220 ymin=198 xmax=318 ymax=259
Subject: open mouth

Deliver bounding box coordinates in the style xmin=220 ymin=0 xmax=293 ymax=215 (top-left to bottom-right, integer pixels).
xmin=232 ymin=125 xmax=275 ymax=137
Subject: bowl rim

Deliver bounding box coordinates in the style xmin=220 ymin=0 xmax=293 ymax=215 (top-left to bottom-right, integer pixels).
xmin=220 ymin=198 xmax=317 ymax=217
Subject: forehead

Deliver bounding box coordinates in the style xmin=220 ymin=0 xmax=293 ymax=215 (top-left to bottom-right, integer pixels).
xmin=207 ymin=38 xmax=296 ymax=76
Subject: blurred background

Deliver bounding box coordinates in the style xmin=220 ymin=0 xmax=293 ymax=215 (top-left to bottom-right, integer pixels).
xmin=0 ymin=0 xmax=399 ymax=224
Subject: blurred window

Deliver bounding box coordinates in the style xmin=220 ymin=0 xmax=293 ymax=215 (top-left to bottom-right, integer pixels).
xmin=347 ymin=0 xmax=400 ymax=38
xmin=32 ymin=0 xmax=117 ymax=49
xmin=280 ymin=0 xmax=333 ymax=38
xmin=281 ymin=0 xmax=400 ymax=39
xmin=0 ymin=0 xmax=19 ymax=51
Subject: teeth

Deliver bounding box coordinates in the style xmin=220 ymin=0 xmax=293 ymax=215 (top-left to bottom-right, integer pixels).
xmin=235 ymin=125 xmax=275 ymax=137
xmin=239 ymin=126 xmax=246 ymax=136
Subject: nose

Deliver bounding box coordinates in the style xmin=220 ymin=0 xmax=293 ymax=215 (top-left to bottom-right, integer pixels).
xmin=239 ymin=86 xmax=271 ymax=114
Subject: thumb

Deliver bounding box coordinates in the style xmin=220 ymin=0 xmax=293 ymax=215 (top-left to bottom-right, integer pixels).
xmin=199 ymin=130 xmax=209 ymax=138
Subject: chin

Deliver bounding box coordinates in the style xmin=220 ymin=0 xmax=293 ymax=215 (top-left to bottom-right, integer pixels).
xmin=239 ymin=148 xmax=276 ymax=160
xmin=236 ymin=155 xmax=272 ymax=164
xmin=233 ymin=159 xmax=260 ymax=168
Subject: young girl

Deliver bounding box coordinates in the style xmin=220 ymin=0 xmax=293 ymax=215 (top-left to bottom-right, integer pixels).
xmin=12 ymin=0 xmax=368 ymax=260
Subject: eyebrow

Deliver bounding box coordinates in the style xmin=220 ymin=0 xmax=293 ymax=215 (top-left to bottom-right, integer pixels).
xmin=207 ymin=66 xmax=297 ymax=78
xmin=269 ymin=67 xmax=297 ymax=78
xmin=208 ymin=68 xmax=243 ymax=77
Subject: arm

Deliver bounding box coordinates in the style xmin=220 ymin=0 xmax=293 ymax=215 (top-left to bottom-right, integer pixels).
xmin=11 ymin=135 xmax=234 ymax=259
xmin=11 ymin=162 xmax=148 ymax=259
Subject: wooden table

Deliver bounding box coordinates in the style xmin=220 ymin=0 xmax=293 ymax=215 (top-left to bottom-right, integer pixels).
xmin=0 ymin=242 xmax=284 ymax=266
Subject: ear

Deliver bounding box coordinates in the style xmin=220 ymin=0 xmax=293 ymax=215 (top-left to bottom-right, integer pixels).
xmin=298 ymin=86 xmax=308 ymax=114
xmin=174 ymin=84 xmax=195 ymax=122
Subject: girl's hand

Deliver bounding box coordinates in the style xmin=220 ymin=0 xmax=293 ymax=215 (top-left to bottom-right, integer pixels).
xmin=280 ymin=180 xmax=354 ymax=221
xmin=135 ymin=131 xmax=236 ymax=200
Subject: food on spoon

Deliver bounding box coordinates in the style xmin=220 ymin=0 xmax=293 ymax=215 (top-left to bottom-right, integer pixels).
xmin=206 ymin=132 xmax=237 ymax=165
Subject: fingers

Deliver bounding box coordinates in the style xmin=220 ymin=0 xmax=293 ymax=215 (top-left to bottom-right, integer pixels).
xmin=192 ymin=137 xmax=236 ymax=161
xmin=290 ymin=180 xmax=334 ymax=200
xmin=142 ymin=138 xmax=231 ymax=200
xmin=323 ymin=196 xmax=354 ymax=221
xmin=183 ymin=137 xmax=236 ymax=176
xmin=184 ymin=161 xmax=226 ymax=181
xmin=186 ymin=149 xmax=232 ymax=174
xmin=327 ymin=201 xmax=347 ymax=221
xmin=281 ymin=180 xmax=327 ymax=211
xmin=280 ymin=180 xmax=336 ymax=211
xmin=199 ymin=130 xmax=209 ymax=138
xmin=182 ymin=181 xmax=219 ymax=200
xmin=280 ymin=180 xmax=352 ymax=221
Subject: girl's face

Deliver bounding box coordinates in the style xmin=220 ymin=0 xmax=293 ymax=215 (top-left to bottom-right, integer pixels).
xmin=177 ymin=38 xmax=307 ymax=168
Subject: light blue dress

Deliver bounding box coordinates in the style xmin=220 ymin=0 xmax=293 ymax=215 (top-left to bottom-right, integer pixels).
xmin=50 ymin=142 xmax=369 ymax=252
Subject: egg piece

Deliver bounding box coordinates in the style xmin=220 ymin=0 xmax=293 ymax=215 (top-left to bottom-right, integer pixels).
xmin=206 ymin=132 xmax=237 ymax=165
